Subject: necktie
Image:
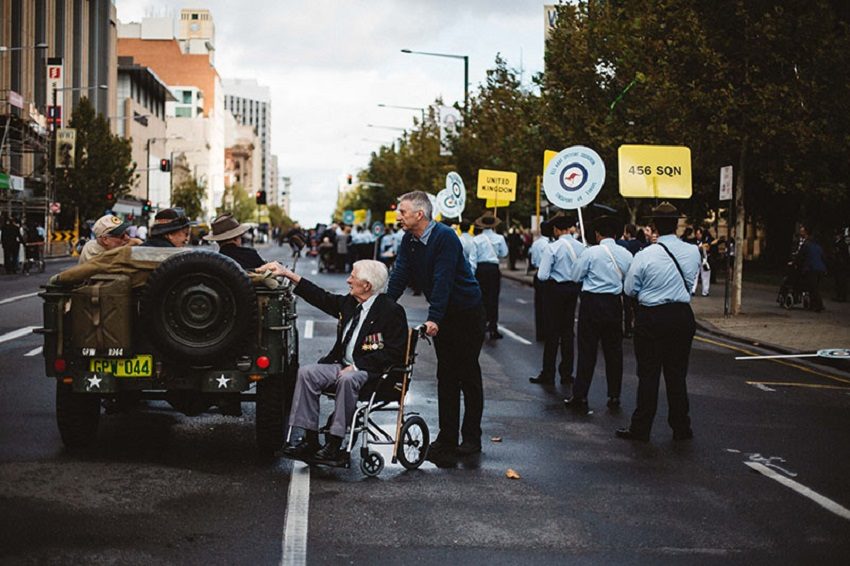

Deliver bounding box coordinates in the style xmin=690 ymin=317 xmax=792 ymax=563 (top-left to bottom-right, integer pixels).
xmin=341 ymin=304 xmax=362 ymax=350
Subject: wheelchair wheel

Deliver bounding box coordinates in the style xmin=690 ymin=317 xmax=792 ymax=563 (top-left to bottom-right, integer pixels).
xmin=782 ymin=293 xmax=794 ymax=310
xmin=360 ymin=451 xmax=384 ymax=477
xmin=396 ymin=415 xmax=430 ymax=470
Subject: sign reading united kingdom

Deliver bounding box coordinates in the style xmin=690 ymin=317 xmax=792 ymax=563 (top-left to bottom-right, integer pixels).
xmin=543 ymin=145 xmax=606 ymax=210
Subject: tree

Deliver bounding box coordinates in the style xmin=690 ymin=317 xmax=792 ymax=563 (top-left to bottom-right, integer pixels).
xmin=217 ymin=183 xmax=256 ymax=222
xmin=63 ymin=97 xmax=136 ymax=221
xmin=267 ymin=204 xmax=294 ymax=231
xmin=171 ymin=176 xmax=207 ymax=221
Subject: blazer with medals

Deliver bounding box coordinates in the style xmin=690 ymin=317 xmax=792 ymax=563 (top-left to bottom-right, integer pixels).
xmin=294 ymin=277 xmax=408 ymax=380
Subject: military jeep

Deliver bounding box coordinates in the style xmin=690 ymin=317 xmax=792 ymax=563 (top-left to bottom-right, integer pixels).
xmin=38 ymin=248 xmax=298 ymax=455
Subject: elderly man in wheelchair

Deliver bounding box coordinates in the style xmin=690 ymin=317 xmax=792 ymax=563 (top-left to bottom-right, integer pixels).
xmin=260 ymin=259 xmax=408 ymax=467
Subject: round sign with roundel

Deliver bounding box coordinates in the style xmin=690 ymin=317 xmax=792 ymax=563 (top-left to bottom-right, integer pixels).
xmin=817 ymin=348 xmax=850 ymax=359
xmin=371 ymin=221 xmax=385 ymax=237
xmin=543 ymin=145 xmax=606 ymax=210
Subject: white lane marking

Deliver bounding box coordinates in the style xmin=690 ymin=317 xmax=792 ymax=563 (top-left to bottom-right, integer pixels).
xmin=497 ymin=324 xmax=532 ymax=345
xmin=281 ymin=461 xmax=310 ymax=566
xmin=750 ymin=383 xmax=776 ymax=392
xmin=515 ymin=298 xmax=529 ymax=304
xmin=744 ymin=461 xmax=850 ymax=521
xmin=310 ymin=269 xmax=318 ymax=275
xmin=0 ymin=326 xmax=39 ymax=345
xmin=24 ymin=346 xmax=43 ymax=357
xmin=304 ymin=320 xmax=314 ymax=339
xmin=0 ymin=292 xmax=39 ymax=306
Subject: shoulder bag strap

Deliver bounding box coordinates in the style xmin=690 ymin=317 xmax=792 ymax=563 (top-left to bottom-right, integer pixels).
xmin=656 ymin=242 xmax=690 ymax=293
xmin=600 ymin=243 xmax=624 ymax=280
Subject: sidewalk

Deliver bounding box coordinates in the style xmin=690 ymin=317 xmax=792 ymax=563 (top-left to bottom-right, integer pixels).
xmin=500 ymin=258 xmax=850 ymax=356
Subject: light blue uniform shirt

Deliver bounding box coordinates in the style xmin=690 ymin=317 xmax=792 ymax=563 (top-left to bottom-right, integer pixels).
xmin=529 ymin=236 xmax=549 ymax=268
xmin=472 ymin=229 xmax=507 ymax=265
xmin=459 ymin=232 xmax=477 ymax=272
xmin=624 ymin=234 xmax=701 ymax=306
xmin=537 ymin=234 xmax=585 ymax=282
xmin=574 ymin=238 xmax=634 ymax=294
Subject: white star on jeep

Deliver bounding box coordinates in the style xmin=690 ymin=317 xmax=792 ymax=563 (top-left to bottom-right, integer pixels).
xmin=216 ymin=374 xmax=230 ymax=389
xmin=87 ymin=376 xmax=102 ymax=389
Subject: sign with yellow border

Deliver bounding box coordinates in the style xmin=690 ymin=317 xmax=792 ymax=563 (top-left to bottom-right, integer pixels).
xmin=477 ymin=169 xmax=517 ymax=202
xmin=618 ymin=145 xmax=692 ymax=198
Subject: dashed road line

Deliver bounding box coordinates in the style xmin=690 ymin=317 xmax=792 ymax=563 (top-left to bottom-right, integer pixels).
xmin=280 ymin=461 xmax=310 ymax=566
xmin=24 ymin=346 xmax=43 ymax=357
xmin=0 ymin=326 xmax=39 ymax=345
xmin=749 ymin=382 xmax=776 ymax=392
xmin=0 ymin=292 xmax=39 ymax=306
xmin=745 ymin=461 xmax=850 ymax=521
xmin=746 ymin=381 xmax=850 ymax=391
xmin=497 ymin=325 xmax=532 ymax=345
xmin=304 ymin=320 xmax=314 ymax=339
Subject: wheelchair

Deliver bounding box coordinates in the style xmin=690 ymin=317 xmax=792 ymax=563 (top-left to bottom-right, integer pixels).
xmin=777 ymin=263 xmax=810 ymax=310
xmin=313 ymin=325 xmax=431 ymax=476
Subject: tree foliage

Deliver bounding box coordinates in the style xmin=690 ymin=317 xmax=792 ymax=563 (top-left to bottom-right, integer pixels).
xmin=217 ymin=183 xmax=257 ymax=222
xmin=171 ymin=175 xmax=207 ymax=221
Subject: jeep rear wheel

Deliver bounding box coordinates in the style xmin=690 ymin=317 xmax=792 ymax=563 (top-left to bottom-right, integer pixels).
xmin=56 ymin=382 xmax=100 ymax=448
xmin=141 ymin=251 xmax=258 ymax=364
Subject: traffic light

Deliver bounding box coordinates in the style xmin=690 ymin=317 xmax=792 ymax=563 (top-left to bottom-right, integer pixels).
xmin=390 ymin=203 xmax=397 ymax=210
xmin=142 ymin=200 xmax=152 ymax=214
xmin=160 ymin=158 xmax=171 ymax=172
xmin=255 ymin=190 xmax=267 ymax=205
xmin=105 ymin=192 xmax=115 ymax=203
xmin=346 ymin=174 xmax=352 ymax=185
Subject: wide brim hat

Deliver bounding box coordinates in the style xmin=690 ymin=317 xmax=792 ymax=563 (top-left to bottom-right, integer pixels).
xmin=150 ymin=208 xmax=190 ymax=237
xmin=592 ymin=215 xmax=622 ymax=237
xmin=474 ymin=213 xmax=502 ymax=229
xmin=204 ymin=213 xmax=250 ymax=241
xmin=644 ymin=201 xmax=684 ymax=219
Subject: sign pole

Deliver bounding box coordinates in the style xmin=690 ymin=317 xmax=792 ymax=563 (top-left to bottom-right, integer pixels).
xmin=535 ymin=175 xmax=541 ymax=234
xmin=577 ymin=206 xmax=586 ymax=244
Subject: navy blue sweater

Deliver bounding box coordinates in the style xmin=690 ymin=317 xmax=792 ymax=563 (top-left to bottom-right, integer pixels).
xmin=387 ymin=222 xmax=482 ymax=324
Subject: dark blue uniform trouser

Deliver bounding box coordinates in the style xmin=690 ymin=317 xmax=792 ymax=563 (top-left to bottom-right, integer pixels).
xmin=541 ymin=281 xmax=581 ymax=379
xmin=533 ymin=274 xmax=545 ymax=341
xmin=630 ymin=303 xmax=695 ymax=436
xmin=572 ymin=292 xmax=624 ymax=400
xmin=475 ymin=262 xmax=501 ymax=332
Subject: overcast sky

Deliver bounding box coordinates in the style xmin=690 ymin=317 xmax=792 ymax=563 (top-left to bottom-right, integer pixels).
xmin=116 ymin=1 xmax=548 ymax=226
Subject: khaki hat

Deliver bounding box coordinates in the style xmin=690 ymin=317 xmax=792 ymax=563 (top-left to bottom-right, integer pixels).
xmin=646 ymin=201 xmax=683 ymax=219
xmin=203 ymin=213 xmax=250 ymax=242
xmin=93 ymin=214 xmax=130 ymax=238
xmin=474 ymin=213 xmax=501 ymax=229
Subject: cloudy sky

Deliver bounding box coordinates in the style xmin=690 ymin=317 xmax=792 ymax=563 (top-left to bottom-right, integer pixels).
xmin=116 ymin=1 xmax=549 ymax=226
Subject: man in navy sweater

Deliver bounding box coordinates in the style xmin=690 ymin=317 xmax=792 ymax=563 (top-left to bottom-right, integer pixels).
xmin=387 ymin=191 xmax=485 ymax=463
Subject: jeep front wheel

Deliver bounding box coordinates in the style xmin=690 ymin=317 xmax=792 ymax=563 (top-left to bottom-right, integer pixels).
xmin=56 ymin=382 xmax=100 ymax=448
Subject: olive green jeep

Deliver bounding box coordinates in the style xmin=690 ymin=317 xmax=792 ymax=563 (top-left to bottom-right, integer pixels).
xmin=38 ymin=248 xmax=298 ymax=455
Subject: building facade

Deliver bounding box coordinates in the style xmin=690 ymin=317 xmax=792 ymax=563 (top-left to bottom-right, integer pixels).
xmin=222 ymin=78 xmax=273 ymax=204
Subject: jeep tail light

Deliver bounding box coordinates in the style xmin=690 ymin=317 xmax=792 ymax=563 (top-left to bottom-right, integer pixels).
xmin=53 ymin=358 xmax=66 ymax=372
xmin=256 ymin=356 xmax=270 ymax=370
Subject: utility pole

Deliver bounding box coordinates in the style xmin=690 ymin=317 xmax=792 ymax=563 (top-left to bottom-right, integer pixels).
xmin=730 ymin=138 xmax=747 ymax=315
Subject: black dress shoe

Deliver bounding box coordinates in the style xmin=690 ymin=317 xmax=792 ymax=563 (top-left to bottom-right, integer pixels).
xmin=426 ymin=440 xmax=457 ymax=466
xmin=457 ymin=440 xmax=482 ymax=456
xmin=607 ymin=397 xmax=620 ymax=408
xmin=673 ymin=429 xmax=694 ymax=441
xmin=490 ymin=330 xmax=504 ymax=340
xmin=615 ymin=428 xmax=649 ymax=442
xmin=278 ymin=430 xmax=320 ymax=461
xmin=529 ymin=374 xmax=554 ymax=384
xmin=560 ymin=374 xmax=574 ymax=385
xmin=312 ymin=435 xmax=349 ymax=466
xmin=563 ymin=397 xmax=588 ymax=412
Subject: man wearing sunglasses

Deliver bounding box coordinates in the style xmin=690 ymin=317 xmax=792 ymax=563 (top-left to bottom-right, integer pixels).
xmin=78 ymin=214 xmax=142 ymax=264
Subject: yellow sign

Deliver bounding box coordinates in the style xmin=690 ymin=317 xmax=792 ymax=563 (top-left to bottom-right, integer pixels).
xmin=477 ymin=169 xmax=517 ymax=202
xmin=485 ymin=196 xmax=509 ymax=208
xmin=543 ymin=149 xmax=558 ymax=173
xmin=384 ymin=210 xmax=398 ymax=224
xmin=353 ymin=209 xmax=367 ymax=224
xmin=618 ymin=145 xmax=692 ymax=199
xmin=51 ymin=230 xmax=75 ymax=242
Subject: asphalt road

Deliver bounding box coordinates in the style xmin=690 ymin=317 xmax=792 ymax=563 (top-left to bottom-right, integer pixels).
xmin=1 ymin=246 xmax=848 ymax=565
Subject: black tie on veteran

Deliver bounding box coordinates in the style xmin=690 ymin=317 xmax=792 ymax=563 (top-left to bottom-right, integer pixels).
xmin=260 ymin=259 xmax=408 ymax=466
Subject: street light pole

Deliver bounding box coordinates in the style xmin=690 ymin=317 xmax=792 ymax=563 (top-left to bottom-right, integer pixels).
xmin=401 ymin=49 xmax=469 ymax=111
xmin=377 ymin=103 xmax=426 ymax=124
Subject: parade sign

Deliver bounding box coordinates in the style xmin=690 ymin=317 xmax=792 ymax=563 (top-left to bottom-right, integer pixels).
xmin=353 ymin=209 xmax=368 ymax=225
xmin=384 ymin=210 xmax=398 ymax=224
xmin=542 ymin=145 xmax=606 ymax=209
xmin=618 ymin=145 xmax=692 ymax=198
xmin=477 ymin=169 xmax=517 ymax=202
xmin=485 ymin=195 xmax=509 ymax=208
xmin=436 ymin=171 xmax=466 ymax=218
xmin=371 ymin=221 xmax=385 ymax=237
xmin=719 ymin=165 xmax=733 ymax=201
xmin=342 ymin=210 xmax=355 ymax=224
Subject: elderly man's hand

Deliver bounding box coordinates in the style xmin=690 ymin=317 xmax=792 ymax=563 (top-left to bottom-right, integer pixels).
xmin=257 ymin=261 xmax=300 ymax=284
xmin=424 ymin=321 xmax=439 ymax=337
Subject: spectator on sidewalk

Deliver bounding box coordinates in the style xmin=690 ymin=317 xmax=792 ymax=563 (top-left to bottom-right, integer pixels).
xmin=506 ymin=227 xmax=523 ymax=271
xmin=831 ymin=227 xmax=849 ymax=302
xmin=2 ymin=216 xmax=23 ymax=274
xmin=797 ymin=223 xmax=827 ymax=312
xmin=692 ymin=227 xmax=712 ymax=297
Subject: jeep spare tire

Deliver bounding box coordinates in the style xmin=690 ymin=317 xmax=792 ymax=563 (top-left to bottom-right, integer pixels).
xmin=141 ymin=251 xmax=258 ymax=364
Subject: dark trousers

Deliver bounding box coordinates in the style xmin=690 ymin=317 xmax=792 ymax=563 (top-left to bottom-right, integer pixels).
xmin=3 ymin=245 xmax=19 ymax=273
xmin=623 ymin=294 xmax=636 ymax=336
xmin=432 ymin=304 xmax=486 ymax=445
xmin=541 ymin=281 xmax=580 ymax=379
xmin=572 ymin=292 xmax=624 ymax=400
xmin=802 ymin=271 xmax=824 ymax=311
xmin=475 ymin=263 xmax=501 ymax=332
xmin=533 ymin=274 xmax=545 ymax=341
xmin=630 ymin=303 xmax=695 ymax=436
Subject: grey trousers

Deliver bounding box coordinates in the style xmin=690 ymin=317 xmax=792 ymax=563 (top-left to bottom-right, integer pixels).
xmin=288 ymin=363 xmax=370 ymax=438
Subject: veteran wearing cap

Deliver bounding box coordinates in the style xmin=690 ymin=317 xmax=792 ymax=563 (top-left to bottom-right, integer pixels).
xmin=142 ymin=208 xmax=190 ymax=248
xmin=204 ymin=213 xmax=265 ymax=269
xmin=471 ymin=213 xmax=508 ymax=340
xmin=78 ymin=214 xmax=142 ymax=264
xmin=616 ymin=202 xmax=701 ymax=443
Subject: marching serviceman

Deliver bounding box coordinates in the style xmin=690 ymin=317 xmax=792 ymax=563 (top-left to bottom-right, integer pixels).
xmin=530 ymin=215 xmax=585 ymax=385
xmin=528 ymin=220 xmax=553 ymax=342
xmin=564 ymin=216 xmax=633 ymax=413
xmin=472 ymin=214 xmax=508 ymax=339
xmin=616 ymin=202 xmax=700 ymax=442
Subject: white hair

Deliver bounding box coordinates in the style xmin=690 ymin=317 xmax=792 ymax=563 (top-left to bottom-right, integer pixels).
xmin=399 ymin=190 xmax=433 ymax=220
xmin=352 ymin=260 xmax=389 ymax=294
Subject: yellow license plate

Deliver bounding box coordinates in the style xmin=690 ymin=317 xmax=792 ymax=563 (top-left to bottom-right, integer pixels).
xmin=89 ymin=355 xmax=153 ymax=377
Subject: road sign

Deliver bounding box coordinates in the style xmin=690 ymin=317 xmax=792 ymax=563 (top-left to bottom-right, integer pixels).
xmin=50 ymin=202 xmax=61 ymax=214
xmin=542 ymin=145 xmax=606 ymax=209
xmin=719 ymin=165 xmax=733 ymax=201
xmin=817 ymin=349 xmax=850 ymax=359
xmin=46 ymin=58 xmax=63 ymax=127
xmin=618 ymin=145 xmax=692 ymax=198
xmin=51 ymin=230 xmax=74 ymax=242
xmin=477 ymin=169 xmax=517 ymax=202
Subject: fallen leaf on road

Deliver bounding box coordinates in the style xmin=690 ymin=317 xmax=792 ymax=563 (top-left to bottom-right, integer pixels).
xmin=506 ymin=468 xmax=521 ymax=480
xmin=491 ymin=436 xmax=502 ymax=443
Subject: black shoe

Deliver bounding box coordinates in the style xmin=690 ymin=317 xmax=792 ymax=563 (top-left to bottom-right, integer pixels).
xmin=615 ymin=428 xmax=649 ymax=442
xmin=563 ymin=397 xmax=588 ymax=413
xmin=279 ymin=430 xmax=320 ymax=461
xmin=457 ymin=440 xmax=482 ymax=456
xmin=529 ymin=374 xmax=554 ymax=384
xmin=673 ymin=429 xmax=694 ymax=441
xmin=607 ymin=397 xmax=620 ymax=408
xmin=426 ymin=440 xmax=457 ymax=465
xmin=490 ymin=330 xmax=503 ymax=340
xmin=560 ymin=374 xmax=574 ymax=385
xmin=312 ymin=435 xmax=349 ymax=466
